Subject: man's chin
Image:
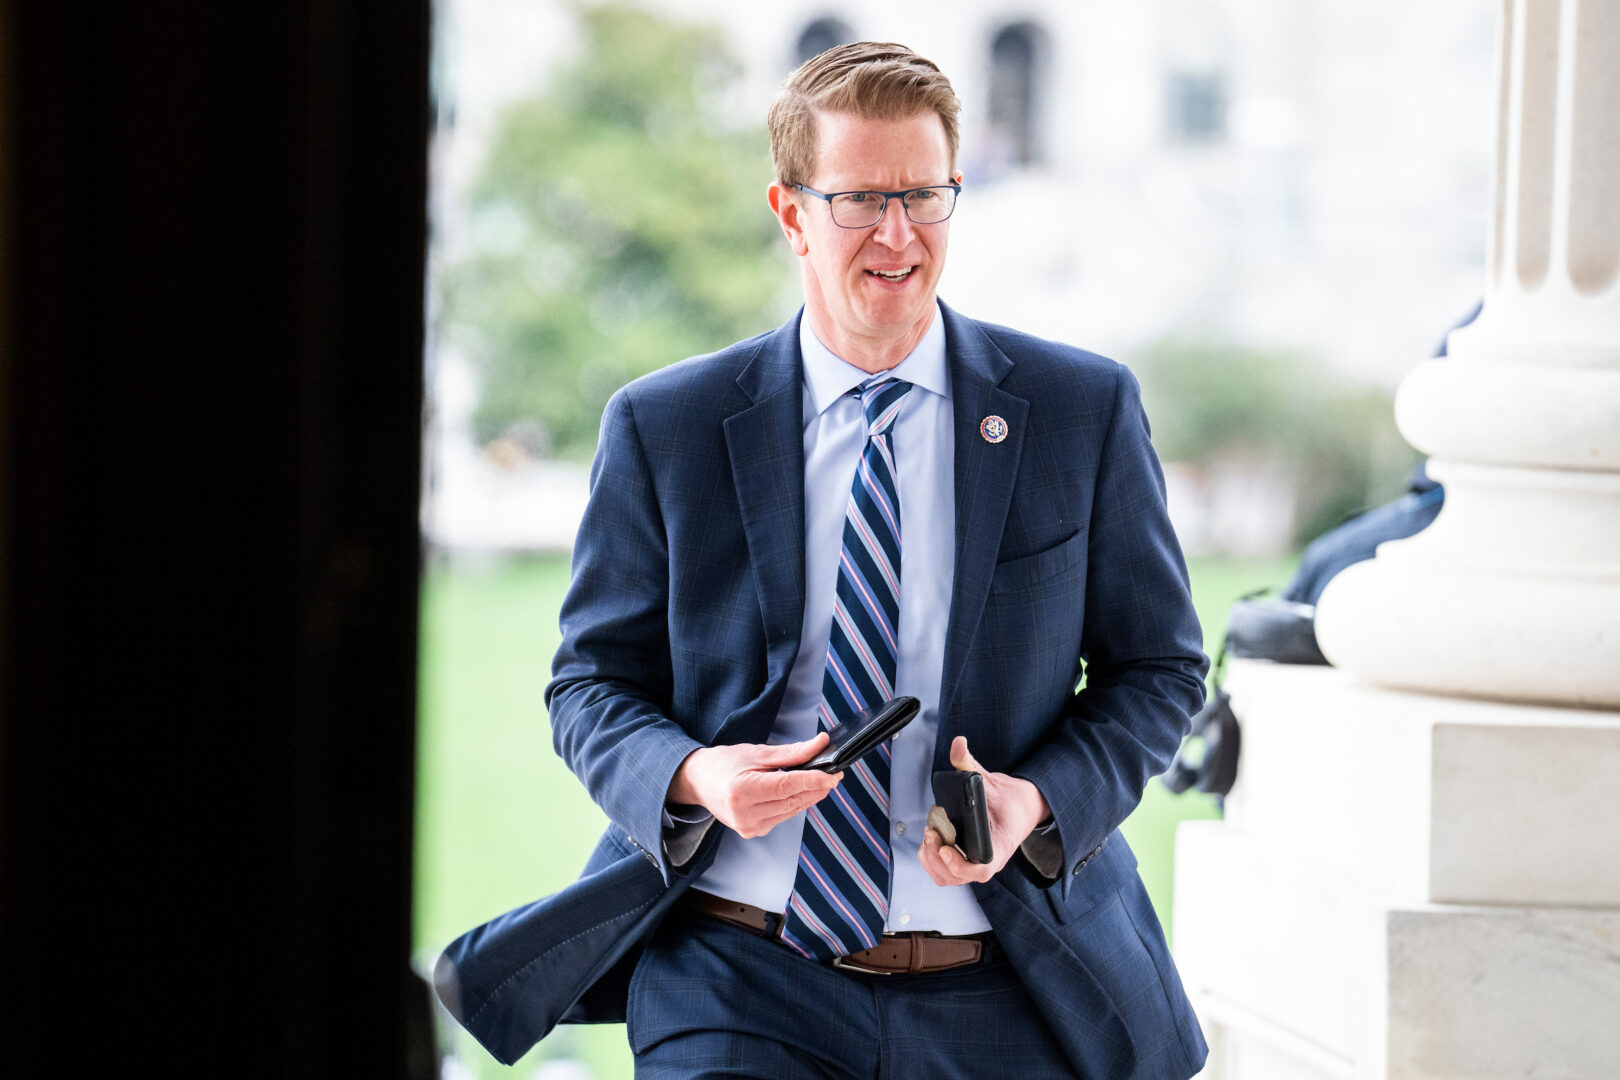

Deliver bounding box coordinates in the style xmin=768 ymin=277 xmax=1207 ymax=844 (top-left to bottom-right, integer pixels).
xmin=858 ymin=297 xmax=936 ymax=337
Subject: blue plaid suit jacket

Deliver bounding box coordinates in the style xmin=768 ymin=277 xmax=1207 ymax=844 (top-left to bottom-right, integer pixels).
xmin=436 ymin=303 xmax=1210 ymax=1079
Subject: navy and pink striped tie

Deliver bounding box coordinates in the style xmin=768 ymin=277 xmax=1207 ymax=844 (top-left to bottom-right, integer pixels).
xmin=782 ymin=377 xmax=912 ymax=961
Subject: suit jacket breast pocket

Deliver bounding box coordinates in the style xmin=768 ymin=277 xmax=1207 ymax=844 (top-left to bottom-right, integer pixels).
xmin=990 ymin=527 xmax=1088 ymax=594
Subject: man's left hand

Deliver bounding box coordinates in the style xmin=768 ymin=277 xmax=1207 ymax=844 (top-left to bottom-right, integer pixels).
xmin=919 ymin=735 xmax=1052 ymax=886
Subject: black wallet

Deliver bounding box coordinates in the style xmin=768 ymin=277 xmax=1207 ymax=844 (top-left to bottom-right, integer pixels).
xmin=787 ymin=696 xmax=920 ymax=772
xmin=931 ymin=769 xmax=993 ymax=864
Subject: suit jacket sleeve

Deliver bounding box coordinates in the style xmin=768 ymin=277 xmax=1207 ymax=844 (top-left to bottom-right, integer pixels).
xmin=545 ymin=389 xmax=705 ymax=884
xmin=1013 ymin=364 xmax=1208 ymax=882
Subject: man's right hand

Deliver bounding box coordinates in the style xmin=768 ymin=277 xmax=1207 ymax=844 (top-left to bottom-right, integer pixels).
xmin=666 ymin=733 xmax=842 ymax=839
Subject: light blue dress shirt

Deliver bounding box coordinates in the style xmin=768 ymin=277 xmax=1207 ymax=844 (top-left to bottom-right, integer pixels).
xmin=692 ymin=302 xmax=993 ymax=935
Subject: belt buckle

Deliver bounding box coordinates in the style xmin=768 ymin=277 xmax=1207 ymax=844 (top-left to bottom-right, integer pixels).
xmin=830 ymin=954 xmax=896 ymax=976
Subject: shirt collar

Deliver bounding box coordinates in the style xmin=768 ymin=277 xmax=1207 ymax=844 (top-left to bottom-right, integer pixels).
xmin=800 ymin=302 xmax=951 ymax=417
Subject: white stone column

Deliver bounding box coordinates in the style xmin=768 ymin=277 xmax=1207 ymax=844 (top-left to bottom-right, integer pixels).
xmin=1312 ymin=0 xmax=1620 ymax=708
xmin=1175 ymin=4 xmax=1620 ymax=1078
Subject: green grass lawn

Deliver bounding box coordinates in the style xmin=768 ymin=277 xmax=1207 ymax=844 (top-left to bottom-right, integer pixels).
xmin=416 ymin=550 xmax=1297 ymax=1077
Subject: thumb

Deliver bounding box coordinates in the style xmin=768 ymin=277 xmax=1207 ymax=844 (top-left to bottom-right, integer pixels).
xmin=950 ymin=735 xmax=983 ymax=774
xmin=757 ymin=730 xmax=830 ymax=766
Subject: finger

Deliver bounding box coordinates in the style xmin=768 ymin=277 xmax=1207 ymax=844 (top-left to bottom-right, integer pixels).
xmin=926 ymin=829 xmax=978 ymax=885
xmin=718 ymin=766 xmax=834 ymax=815
xmin=932 ymin=855 xmax=971 ymax=887
xmin=750 ymin=783 xmax=834 ymax=811
xmin=949 ymin=735 xmax=983 ymax=775
xmin=735 ymin=793 xmax=821 ymax=835
xmin=753 ymin=731 xmax=831 ymax=767
xmin=757 ymin=766 xmax=842 ymax=801
xmin=747 ymin=775 xmax=841 ymax=819
xmin=769 ymin=780 xmax=842 ymax=815
xmin=936 ymin=837 xmax=960 ymax=874
xmin=745 ymin=782 xmax=845 ymax=834
xmin=938 ymin=834 xmax=993 ymax=881
xmin=918 ymin=830 xmax=956 ymax=887
xmin=739 ymin=808 xmax=803 ymax=837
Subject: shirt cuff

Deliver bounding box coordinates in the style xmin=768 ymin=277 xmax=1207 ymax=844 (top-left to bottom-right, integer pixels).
xmin=1019 ymin=816 xmax=1062 ymax=879
xmin=662 ymin=804 xmax=716 ymax=869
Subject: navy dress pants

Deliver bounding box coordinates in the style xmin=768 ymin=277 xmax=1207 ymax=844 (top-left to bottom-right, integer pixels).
xmin=627 ymin=911 xmax=1077 ymax=1079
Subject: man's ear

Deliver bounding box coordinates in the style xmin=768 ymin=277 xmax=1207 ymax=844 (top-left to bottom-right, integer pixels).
xmin=767 ymin=182 xmax=810 ymax=257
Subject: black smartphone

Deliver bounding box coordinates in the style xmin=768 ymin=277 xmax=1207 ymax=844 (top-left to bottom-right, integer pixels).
xmin=787 ymin=696 xmax=921 ymax=773
xmin=931 ymin=769 xmax=993 ymax=864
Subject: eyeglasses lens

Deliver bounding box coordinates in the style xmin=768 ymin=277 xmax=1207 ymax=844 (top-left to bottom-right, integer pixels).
xmin=828 ymin=187 xmax=957 ymax=228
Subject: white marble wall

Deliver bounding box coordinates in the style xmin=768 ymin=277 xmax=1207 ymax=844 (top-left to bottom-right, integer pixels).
xmin=1179 ymin=814 xmax=1620 ymax=1080
xmin=1217 ymin=661 xmax=1620 ymax=908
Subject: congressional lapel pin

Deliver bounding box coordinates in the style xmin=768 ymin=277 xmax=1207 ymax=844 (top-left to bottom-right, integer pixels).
xmin=980 ymin=415 xmax=1008 ymax=444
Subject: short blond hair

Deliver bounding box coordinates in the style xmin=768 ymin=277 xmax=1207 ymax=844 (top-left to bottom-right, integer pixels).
xmin=768 ymin=42 xmax=962 ymax=187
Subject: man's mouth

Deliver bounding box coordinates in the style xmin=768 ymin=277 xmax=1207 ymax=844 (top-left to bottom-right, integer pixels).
xmin=865 ymin=266 xmax=916 ymax=282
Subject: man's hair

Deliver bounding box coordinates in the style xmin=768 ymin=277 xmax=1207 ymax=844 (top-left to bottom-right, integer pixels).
xmin=768 ymin=42 xmax=962 ymax=187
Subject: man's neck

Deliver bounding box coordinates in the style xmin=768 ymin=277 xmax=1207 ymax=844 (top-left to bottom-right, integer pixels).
xmin=805 ymin=307 xmax=937 ymax=374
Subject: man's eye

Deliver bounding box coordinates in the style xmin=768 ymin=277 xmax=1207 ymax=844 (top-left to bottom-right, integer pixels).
xmin=840 ymin=192 xmax=874 ymax=204
xmin=908 ymin=189 xmax=938 ymax=202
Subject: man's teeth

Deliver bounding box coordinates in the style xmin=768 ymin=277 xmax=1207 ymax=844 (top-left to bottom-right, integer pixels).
xmin=868 ymin=267 xmax=914 ymax=281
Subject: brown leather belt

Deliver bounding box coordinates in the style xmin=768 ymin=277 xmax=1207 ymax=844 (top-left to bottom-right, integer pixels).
xmin=678 ymin=889 xmax=996 ymax=975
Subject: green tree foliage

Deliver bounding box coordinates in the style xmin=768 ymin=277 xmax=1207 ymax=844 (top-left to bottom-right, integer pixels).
xmin=1137 ymin=340 xmax=1416 ymax=545
xmin=443 ymin=4 xmax=790 ymax=458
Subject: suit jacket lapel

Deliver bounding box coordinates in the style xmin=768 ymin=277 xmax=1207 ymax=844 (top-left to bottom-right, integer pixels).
xmin=723 ymin=312 xmax=807 ymax=729
xmin=937 ymin=305 xmax=1029 ymax=763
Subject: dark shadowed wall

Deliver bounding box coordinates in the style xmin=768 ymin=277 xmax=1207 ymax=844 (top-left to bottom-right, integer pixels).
xmin=0 ymin=1 xmax=431 ymax=1072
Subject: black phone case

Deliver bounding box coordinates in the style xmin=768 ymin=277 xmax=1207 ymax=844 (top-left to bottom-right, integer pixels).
xmin=789 ymin=696 xmax=920 ymax=773
xmin=931 ymin=770 xmax=993 ymax=864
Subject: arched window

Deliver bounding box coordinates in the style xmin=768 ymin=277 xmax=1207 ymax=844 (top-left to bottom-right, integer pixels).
xmin=795 ymin=17 xmax=854 ymax=67
xmin=987 ymin=22 xmax=1046 ymax=170
xmin=1167 ymin=73 xmax=1227 ymax=143
xmin=1163 ymin=7 xmax=1230 ymax=144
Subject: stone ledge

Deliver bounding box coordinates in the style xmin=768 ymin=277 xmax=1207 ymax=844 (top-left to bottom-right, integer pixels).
xmin=1175 ymin=821 xmax=1386 ymax=1065
xmin=1175 ymin=821 xmax=1620 ymax=1080
xmin=1219 ymin=660 xmax=1620 ymax=906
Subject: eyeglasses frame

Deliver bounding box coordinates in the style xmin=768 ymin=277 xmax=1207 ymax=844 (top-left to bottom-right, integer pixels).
xmin=793 ymin=182 xmax=963 ymax=229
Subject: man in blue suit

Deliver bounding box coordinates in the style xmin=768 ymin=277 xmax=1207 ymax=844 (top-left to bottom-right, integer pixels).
xmin=438 ymin=41 xmax=1208 ymax=1079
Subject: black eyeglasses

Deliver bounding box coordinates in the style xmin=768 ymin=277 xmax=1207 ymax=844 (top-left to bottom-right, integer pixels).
xmin=794 ymin=183 xmax=961 ymax=228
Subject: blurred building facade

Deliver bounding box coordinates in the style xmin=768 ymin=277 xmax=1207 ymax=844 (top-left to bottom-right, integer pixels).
xmin=425 ymin=0 xmax=1496 ymax=555
xmin=660 ymin=0 xmax=1494 ymax=381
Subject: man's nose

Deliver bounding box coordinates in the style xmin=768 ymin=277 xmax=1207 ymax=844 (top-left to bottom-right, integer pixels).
xmin=871 ymin=197 xmax=916 ymax=248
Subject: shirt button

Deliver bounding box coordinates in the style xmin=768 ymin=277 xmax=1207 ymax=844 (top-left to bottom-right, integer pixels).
xmin=899 ymin=913 xmax=911 ymax=926
xmin=894 ymin=821 xmax=907 ymax=836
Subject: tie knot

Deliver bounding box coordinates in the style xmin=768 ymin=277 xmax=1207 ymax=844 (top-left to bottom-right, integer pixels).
xmin=851 ymin=378 xmax=912 ymax=437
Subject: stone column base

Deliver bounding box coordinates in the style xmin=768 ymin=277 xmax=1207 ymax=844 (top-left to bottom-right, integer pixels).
xmin=1176 ymin=823 xmax=1620 ymax=1080
xmin=1172 ymin=662 xmax=1620 ymax=1079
